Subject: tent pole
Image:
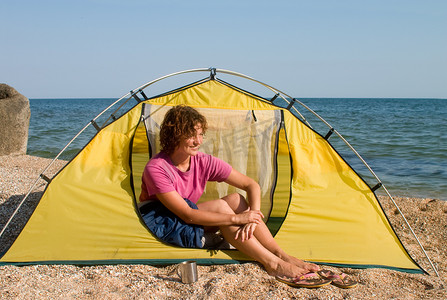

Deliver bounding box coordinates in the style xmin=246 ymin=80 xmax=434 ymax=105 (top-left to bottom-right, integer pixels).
xmin=0 ymin=120 xmax=95 ymax=240
xmin=323 ymin=124 xmax=439 ymax=277
xmin=3 ymin=67 xmax=437 ymax=276
xmin=123 ymin=68 xmax=443 ymax=276
xmin=382 ymin=186 xmax=440 ymax=277
xmin=0 ymin=72 xmax=166 ymax=239
xmin=0 ymin=177 xmax=43 ymax=239
xmin=210 ymin=69 xmax=439 ymax=276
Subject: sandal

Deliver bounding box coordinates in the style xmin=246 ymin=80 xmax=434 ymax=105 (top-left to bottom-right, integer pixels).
xmin=276 ymin=272 xmax=332 ymax=289
xmin=317 ymin=269 xmax=358 ymax=289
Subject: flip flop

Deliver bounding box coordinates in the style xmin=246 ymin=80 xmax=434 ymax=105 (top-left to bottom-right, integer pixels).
xmin=276 ymin=272 xmax=332 ymax=289
xmin=317 ymin=269 xmax=358 ymax=289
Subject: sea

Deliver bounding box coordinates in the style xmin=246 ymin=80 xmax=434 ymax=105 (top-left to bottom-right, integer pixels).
xmin=27 ymin=98 xmax=447 ymax=201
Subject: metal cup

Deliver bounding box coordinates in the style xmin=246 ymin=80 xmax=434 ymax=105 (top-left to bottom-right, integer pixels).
xmin=177 ymin=260 xmax=198 ymax=284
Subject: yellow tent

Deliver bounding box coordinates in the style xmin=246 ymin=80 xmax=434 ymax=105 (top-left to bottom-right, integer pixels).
xmin=0 ymin=69 xmax=424 ymax=273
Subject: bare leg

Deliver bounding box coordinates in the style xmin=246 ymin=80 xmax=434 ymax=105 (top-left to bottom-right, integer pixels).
xmin=198 ymin=198 xmax=306 ymax=277
xmin=197 ymin=197 xmax=312 ymax=277
xmin=219 ymin=222 xmax=308 ymax=277
xmin=219 ymin=193 xmax=319 ymax=272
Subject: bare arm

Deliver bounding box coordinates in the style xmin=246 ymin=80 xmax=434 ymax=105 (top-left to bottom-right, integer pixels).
xmin=156 ymin=190 xmax=263 ymax=227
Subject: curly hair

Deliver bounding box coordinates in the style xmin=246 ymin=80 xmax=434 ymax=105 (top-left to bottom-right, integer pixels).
xmin=159 ymin=105 xmax=208 ymax=155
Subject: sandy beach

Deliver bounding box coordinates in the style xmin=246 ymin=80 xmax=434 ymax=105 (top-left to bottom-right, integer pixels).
xmin=0 ymin=155 xmax=445 ymax=299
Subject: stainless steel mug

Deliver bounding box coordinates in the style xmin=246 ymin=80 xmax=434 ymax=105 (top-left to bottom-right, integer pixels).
xmin=177 ymin=260 xmax=198 ymax=283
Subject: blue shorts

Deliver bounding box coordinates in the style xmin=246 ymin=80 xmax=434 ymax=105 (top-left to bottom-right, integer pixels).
xmin=140 ymin=198 xmax=204 ymax=248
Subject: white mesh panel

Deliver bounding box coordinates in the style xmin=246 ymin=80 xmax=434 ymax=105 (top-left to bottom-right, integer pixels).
xmin=143 ymin=104 xmax=281 ymax=214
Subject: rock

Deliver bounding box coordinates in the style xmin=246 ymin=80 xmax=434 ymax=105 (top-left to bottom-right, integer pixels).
xmin=0 ymin=84 xmax=31 ymax=156
xmin=418 ymin=198 xmax=436 ymax=211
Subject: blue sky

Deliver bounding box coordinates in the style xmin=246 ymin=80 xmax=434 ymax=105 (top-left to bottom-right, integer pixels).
xmin=1 ymin=0 xmax=446 ymax=98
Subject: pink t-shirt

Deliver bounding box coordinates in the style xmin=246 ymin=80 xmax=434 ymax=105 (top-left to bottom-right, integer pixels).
xmin=140 ymin=151 xmax=232 ymax=203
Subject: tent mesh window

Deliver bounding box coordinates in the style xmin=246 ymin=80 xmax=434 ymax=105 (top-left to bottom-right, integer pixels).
xmin=131 ymin=104 xmax=291 ymax=235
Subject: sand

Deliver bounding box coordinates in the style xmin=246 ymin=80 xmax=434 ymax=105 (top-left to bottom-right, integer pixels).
xmin=0 ymin=155 xmax=446 ymax=299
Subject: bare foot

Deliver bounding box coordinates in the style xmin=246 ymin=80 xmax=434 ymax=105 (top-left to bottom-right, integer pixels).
xmin=304 ymin=261 xmax=320 ymax=272
xmin=282 ymin=255 xmax=320 ymax=272
xmin=265 ymin=258 xmax=308 ymax=278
